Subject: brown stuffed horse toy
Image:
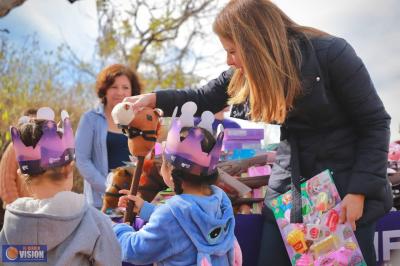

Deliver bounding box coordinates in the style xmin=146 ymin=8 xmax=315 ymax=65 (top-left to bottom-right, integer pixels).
xmin=101 ymin=157 xmax=166 ymax=213
xmin=110 ymin=102 xmax=163 ymax=223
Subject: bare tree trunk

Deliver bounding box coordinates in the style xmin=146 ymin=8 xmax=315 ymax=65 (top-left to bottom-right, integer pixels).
xmin=0 ymin=0 xmax=26 ymax=17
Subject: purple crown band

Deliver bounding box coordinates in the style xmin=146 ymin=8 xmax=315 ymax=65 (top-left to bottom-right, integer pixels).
xmin=164 ymin=153 xmax=213 ymax=176
xmin=164 ymin=118 xmax=223 ymax=176
xmin=11 ymin=118 xmax=75 ymax=175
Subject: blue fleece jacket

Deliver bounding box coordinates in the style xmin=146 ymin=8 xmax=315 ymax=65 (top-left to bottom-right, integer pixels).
xmin=113 ymin=185 xmax=236 ymax=266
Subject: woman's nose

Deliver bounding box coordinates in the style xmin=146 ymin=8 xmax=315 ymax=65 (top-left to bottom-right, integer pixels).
xmin=227 ymin=55 xmax=234 ymax=67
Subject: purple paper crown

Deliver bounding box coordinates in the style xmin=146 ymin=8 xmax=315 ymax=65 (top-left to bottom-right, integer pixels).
xmin=165 ymin=102 xmax=224 ymax=176
xmin=10 ymin=107 xmax=75 ymax=175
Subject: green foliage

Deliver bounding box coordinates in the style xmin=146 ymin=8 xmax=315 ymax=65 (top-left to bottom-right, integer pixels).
xmin=95 ymin=0 xmax=218 ymax=92
xmin=0 ymin=36 xmax=95 ymax=155
xmin=145 ymin=65 xmax=201 ymax=91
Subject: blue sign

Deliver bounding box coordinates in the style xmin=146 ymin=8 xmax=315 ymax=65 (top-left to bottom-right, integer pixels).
xmin=376 ymin=211 xmax=400 ymax=265
xmin=2 ymin=245 xmax=47 ymax=263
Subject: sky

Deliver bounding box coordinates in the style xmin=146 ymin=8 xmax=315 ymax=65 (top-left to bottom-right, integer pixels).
xmin=0 ymin=0 xmax=399 ymax=140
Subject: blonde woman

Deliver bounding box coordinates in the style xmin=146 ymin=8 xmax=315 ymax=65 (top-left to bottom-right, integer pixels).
xmin=123 ymin=1 xmax=391 ymax=265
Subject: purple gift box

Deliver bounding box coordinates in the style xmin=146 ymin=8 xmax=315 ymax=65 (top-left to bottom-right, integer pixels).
xmin=224 ymin=128 xmax=264 ymax=140
xmin=247 ymin=165 xmax=271 ymax=177
xmin=223 ymin=139 xmax=262 ymax=151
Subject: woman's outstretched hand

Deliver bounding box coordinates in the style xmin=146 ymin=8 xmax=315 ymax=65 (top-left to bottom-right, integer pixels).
xmin=118 ymin=189 xmax=145 ymax=214
xmin=339 ymin=193 xmax=365 ymax=231
xmin=123 ymin=93 xmax=156 ymax=112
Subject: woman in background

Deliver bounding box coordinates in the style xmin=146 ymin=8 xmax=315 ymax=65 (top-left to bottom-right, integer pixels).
xmin=75 ymin=64 xmax=142 ymax=208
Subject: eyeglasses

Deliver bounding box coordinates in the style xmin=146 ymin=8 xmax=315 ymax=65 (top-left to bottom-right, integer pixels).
xmin=118 ymin=125 xmax=157 ymax=142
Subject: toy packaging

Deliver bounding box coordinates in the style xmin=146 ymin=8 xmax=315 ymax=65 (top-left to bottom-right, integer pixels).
xmin=267 ymin=170 xmax=367 ymax=266
xmin=224 ymin=128 xmax=264 ymax=140
xmin=223 ymin=139 xmax=262 ymax=151
xmin=222 ymin=128 xmax=265 ymax=161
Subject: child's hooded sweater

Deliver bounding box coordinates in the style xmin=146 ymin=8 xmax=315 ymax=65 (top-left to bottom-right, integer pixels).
xmin=113 ymin=185 xmax=239 ymax=266
xmin=0 ymin=191 xmax=121 ymax=266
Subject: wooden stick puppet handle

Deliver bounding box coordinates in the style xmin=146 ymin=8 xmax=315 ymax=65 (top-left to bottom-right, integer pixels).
xmin=123 ymin=156 xmax=145 ymax=225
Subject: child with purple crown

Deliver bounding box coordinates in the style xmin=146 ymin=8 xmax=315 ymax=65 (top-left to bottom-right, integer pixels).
xmin=0 ymin=107 xmax=121 ymax=265
xmin=112 ymin=101 xmax=242 ymax=266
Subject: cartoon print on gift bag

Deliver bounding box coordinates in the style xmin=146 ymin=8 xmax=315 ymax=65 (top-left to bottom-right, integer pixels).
xmin=268 ymin=170 xmax=367 ymax=266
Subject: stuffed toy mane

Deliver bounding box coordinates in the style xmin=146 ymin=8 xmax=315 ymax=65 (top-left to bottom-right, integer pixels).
xmin=101 ymin=158 xmax=166 ymax=213
xmin=101 ymin=166 xmax=133 ymax=213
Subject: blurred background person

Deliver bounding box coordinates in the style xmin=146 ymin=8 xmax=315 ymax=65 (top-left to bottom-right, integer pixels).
xmin=75 ymin=64 xmax=142 ymax=209
xmin=0 ymin=108 xmax=37 ymax=206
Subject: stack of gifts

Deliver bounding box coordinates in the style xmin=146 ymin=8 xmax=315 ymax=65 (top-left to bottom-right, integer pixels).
xmin=217 ymin=127 xmax=277 ymax=214
xmin=222 ymin=128 xmax=265 ymax=160
xmin=267 ymin=170 xmax=367 ymax=266
xmin=152 ymin=125 xmax=279 ymax=215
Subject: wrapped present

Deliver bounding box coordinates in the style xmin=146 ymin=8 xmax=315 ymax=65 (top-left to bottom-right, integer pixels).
xmin=224 ymin=128 xmax=264 ymax=140
xmin=267 ymin=170 xmax=366 ymax=266
xmin=248 ymin=165 xmax=272 ymax=177
xmin=223 ymin=139 xmax=262 ymax=151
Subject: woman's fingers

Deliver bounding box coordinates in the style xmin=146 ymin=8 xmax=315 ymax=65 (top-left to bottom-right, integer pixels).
xmin=339 ymin=194 xmax=364 ymax=231
xmin=123 ymin=95 xmax=139 ymax=103
xmin=339 ymin=204 xmax=347 ymax=224
xmin=123 ymin=93 xmax=156 ymax=110
xmin=346 ymin=206 xmax=357 ymax=231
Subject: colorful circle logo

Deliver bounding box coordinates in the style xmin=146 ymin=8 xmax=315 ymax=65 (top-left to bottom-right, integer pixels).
xmin=5 ymin=246 xmax=18 ymax=261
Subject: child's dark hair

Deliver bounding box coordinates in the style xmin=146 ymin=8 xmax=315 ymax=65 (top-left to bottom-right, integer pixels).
xmin=171 ymin=126 xmax=218 ymax=194
xmin=23 ymin=108 xmax=37 ymax=117
xmin=18 ymin=120 xmax=67 ymax=182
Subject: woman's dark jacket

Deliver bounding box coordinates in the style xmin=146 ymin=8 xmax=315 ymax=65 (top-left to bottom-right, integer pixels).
xmin=156 ymin=35 xmax=392 ymax=223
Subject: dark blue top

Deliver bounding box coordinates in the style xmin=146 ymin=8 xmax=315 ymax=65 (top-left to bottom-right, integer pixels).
xmin=106 ymin=131 xmax=130 ymax=171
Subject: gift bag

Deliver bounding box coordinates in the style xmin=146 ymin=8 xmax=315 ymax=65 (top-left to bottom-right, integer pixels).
xmin=267 ymin=170 xmax=367 ymax=266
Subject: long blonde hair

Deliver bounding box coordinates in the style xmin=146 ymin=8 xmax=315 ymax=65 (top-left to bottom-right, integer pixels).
xmin=213 ymin=0 xmax=325 ymax=123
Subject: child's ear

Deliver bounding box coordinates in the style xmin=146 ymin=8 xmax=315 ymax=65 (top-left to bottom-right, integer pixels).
xmin=61 ymin=161 xmax=74 ymax=177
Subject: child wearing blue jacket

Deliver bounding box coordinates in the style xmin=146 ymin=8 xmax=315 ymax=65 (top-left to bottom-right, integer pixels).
xmin=113 ymin=102 xmax=242 ymax=266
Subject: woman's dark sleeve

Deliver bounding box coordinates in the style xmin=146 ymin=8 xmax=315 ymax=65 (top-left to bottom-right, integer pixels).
xmin=327 ymin=38 xmax=391 ymax=198
xmin=155 ymin=69 xmax=233 ymax=116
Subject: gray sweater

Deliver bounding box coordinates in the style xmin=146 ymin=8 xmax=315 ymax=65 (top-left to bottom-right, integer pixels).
xmin=0 ymin=191 xmax=121 ymax=266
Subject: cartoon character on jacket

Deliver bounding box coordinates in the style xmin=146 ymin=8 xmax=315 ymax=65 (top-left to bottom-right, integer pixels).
xmin=112 ymin=101 xmax=242 ymax=266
